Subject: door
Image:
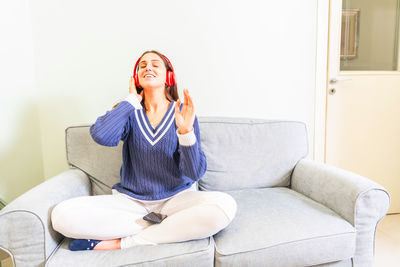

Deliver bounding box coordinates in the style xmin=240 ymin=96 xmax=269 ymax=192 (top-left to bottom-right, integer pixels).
xmin=327 ymin=0 xmax=400 ymax=213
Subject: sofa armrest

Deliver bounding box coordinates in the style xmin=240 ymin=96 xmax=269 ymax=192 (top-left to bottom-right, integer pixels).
xmin=291 ymin=159 xmax=390 ymax=267
xmin=0 ymin=168 xmax=91 ymax=267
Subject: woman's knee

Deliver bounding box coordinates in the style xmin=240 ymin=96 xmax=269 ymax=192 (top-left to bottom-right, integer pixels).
xmin=51 ymin=195 xmax=104 ymax=236
xmin=51 ymin=198 xmax=83 ymax=235
xmin=51 ymin=195 xmax=149 ymax=239
xmin=203 ymin=192 xmax=238 ymax=222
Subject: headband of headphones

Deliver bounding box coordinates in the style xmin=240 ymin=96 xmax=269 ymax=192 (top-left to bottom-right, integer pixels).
xmin=133 ymin=53 xmax=176 ymax=88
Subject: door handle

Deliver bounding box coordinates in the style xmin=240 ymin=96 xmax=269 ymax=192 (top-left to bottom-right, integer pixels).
xmin=329 ymin=77 xmax=352 ymax=84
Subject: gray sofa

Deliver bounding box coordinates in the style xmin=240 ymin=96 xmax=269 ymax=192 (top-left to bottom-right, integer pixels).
xmin=0 ymin=117 xmax=390 ymax=267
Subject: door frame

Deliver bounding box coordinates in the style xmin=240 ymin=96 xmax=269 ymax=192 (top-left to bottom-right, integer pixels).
xmin=314 ymin=0 xmax=330 ymax=163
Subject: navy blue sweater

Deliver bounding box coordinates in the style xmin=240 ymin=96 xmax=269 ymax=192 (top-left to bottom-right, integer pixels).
xmin=89 ymin=94 xmax=207 ymax=200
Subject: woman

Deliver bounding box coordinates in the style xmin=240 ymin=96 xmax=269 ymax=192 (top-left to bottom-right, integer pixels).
xmin=51 ymin=50 xmax=237 ymax=251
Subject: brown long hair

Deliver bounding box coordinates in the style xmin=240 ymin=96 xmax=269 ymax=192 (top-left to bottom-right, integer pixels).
xmin=112 ymin=50 xmax=179 ymax=110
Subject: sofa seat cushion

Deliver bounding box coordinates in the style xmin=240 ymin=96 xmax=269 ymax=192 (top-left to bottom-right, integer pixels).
xmin=213 ymin=187 xmax=356 ymax=267
xmin=46 ymin=236 xmax=214 ymax=267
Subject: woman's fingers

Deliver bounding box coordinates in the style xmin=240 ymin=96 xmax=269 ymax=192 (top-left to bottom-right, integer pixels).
xmin=187 ymin=90 xmax=194 ymax=111
xmin=129 ymin=76 xmax=137 ymax=95
xmin=183 ymin=89 xmax=194 ymax=116
xmin=175 ymin=99 xmax=181 ymax=114
xmin=138 ymin=90 xmax=144 ymax=101
xmin=184 ymin=89 xmax=189 ymax=106
xmin=177 ymin=89 xmax=195 ymax=120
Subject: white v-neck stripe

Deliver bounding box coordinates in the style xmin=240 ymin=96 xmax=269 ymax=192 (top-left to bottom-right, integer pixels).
xmin=134 ymin=102 xmax=176 ymax=146
xmin=140 ymin=102 xmax=175 ymax=138
xmin=135 ymin=110 xmax=154 ymax=145
xmin=139 ymin=109 xmax=154 ymax=137
xmin=154 ymin=102 xmax=175 ymax=134
xmin=151 ymin=115 xmax=175 ymax=145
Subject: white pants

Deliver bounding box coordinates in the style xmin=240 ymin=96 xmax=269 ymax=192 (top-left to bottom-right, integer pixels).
xmin=51 ymin=183 xmax=237 ymax=249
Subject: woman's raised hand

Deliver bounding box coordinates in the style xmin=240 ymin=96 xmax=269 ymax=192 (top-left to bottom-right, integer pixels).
xmin=112 ymin=76 xmax=144 ymax=109
xmin=175 ymin=89 xmax=195 ymax=134
xmin=129 ymin=76 xmax=143 ymax=102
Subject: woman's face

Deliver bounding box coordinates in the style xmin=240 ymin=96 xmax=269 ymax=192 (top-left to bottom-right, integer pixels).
xmin=137 ymin=53 xmax=167 ymax=89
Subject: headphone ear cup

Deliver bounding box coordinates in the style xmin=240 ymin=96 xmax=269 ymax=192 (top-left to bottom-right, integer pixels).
xmin=166 ymin=71 xmax=171 ymax=86
xmin=166 ymin=71 xmax=175 ymax=86
xmin=171 ymin=71 xmax=176 ymax=86
xmin=134 ymin=73 xmax=140 ymax=88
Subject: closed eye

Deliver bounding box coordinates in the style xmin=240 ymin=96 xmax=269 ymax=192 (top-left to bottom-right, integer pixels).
xmin=140 ymin=64 xmax=160 ymax=68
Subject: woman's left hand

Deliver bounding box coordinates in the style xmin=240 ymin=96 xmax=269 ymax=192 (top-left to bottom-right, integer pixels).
xmin=175 ymin=89 xmax=195 ymax=134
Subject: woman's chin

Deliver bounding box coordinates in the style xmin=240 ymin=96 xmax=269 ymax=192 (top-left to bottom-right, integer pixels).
xmin=141 ymin=83 xmax=165 ymax=90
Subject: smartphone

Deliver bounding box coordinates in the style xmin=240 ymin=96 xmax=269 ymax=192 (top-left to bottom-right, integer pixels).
xmin=143 ymin=212 xmax=167 ymax=224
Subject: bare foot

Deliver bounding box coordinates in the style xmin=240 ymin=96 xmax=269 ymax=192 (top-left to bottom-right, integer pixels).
xmin=93 ymin=239 xmax=121 ymax=250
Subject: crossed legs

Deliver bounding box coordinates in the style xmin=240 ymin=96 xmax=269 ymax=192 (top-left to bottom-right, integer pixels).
xmin=120 ymin=190 xmax=237 ymax=248
xmin=51 ymin=189 xmax=237 ymax=250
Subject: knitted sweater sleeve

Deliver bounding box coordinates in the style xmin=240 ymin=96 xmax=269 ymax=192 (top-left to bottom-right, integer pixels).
xmin=176 ymin=115 xmax=207 ymax=181
xmin=90 ymin=94 xmax=141 ymax=147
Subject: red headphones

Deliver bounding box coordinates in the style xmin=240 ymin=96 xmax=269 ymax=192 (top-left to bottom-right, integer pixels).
xmin=133 ymin=53 xmax=176 ymax=89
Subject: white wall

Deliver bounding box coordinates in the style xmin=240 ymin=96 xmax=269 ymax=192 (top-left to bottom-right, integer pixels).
xmin=0 ymin=0 xmax=44 ymax=203
xmin=1 ymin=0 xmax=319 ymax=202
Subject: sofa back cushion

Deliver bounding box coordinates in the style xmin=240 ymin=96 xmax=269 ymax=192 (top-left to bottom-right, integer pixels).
xmin=65 ymin=117 xmax=308 ymax=195
xmin=198 ymin=117 xmax=308 ymax=191
xmin=65 ymin=125 xmax=122 ymax=195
